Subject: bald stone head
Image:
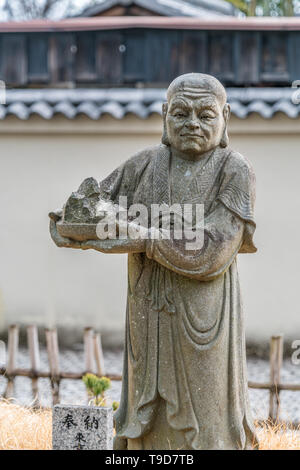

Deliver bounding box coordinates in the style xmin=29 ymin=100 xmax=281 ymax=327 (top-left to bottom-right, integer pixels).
xmin=167 ymin=73 xmax=227 ymax=106
xmin=163 ymin=73 xmax=230 ymax=158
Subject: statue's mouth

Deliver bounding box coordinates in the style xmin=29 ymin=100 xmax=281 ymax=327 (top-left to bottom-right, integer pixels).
xmin=181 ymin=134 xmax=204 ymax=138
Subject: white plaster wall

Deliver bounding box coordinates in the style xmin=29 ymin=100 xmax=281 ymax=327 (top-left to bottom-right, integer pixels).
xmin=231 ymin=133 xmax=300 ymax=343
xmin=0 ymin=114 xmax=299 ymax=346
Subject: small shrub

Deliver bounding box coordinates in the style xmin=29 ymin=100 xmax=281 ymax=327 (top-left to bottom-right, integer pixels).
xmin=82 ymin=373 xmax=111 ymax=407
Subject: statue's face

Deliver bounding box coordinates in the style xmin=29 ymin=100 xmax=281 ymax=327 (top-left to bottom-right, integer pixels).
xmin=166 ymin=92 xmax=225 ymax=156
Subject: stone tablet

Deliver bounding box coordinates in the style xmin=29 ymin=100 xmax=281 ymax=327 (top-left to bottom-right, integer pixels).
xmin=52 ymin=405 xmax=113 ymax=450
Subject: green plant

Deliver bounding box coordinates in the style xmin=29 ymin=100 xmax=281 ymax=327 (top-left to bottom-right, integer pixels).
xmin=112 ymin=401 xmax=119 ymax=411
xmin=82 ymin=373 xmax=111 ymax=407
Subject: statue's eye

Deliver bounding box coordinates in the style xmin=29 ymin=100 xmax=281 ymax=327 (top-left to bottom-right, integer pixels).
xmin=200 ymin=113 xmax=214 ymax=120
xmin=174 ymin=111 xmax=186 ymax=118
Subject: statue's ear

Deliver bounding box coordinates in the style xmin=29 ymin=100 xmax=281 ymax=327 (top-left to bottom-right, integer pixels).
xmin=220 ymin=103 xmax=230 ymax=148
xmin=161 ymin=102 xmax=170 ymax=146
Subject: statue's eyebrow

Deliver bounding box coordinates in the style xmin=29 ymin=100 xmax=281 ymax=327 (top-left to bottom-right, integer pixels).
xmin=169 ymin=98 xmax=192 ymax=110
xmin=193 ymin=99 xmax=219 ymax=112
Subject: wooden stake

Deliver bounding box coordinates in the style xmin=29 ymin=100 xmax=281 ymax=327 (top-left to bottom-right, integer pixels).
xmin=94 ymin=333 xmax=105 ymax=377
xmin=269 ymin=335 xmax=283 ymax=423
xmin=4 ymin=325 xmax=19 ymax=398
xmin=27 ymin=325 xmax=40 ymax=407
xmin=84 ymin=327 xmax=95 ymax=374
xmin=45 ymin=328 xmax=60 ymax=405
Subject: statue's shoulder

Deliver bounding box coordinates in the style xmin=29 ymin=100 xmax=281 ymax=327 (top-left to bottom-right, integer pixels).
xmin=224 ymin=148 xmax=255 ymax=179
xmin=124 ymin=144 xmax=162 ymax=172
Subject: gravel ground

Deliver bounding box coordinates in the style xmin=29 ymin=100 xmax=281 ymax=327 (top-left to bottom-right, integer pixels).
xmin=1 ymin=349 xmax=300 ymax=423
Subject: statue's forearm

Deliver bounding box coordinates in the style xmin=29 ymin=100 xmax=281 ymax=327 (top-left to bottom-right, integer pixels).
xmin=147 ymin=239 xmax=241 ymax=281
xmin=146 ymin=206 xmax=244 ymax=280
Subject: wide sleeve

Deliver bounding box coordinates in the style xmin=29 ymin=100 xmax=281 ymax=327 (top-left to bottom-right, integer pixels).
xmin=216 ymin=150 xmax=257 ymax=254
xmin=146 ymin=203 xmax=245 ymax=281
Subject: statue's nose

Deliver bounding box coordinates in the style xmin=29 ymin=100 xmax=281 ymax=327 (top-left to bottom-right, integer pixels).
xmin=186 ymin=120 xmax=200 ymax=130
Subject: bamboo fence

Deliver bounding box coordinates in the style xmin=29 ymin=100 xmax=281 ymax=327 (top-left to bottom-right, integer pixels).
xmin=0 ymin=326 xmax=299 ymax=422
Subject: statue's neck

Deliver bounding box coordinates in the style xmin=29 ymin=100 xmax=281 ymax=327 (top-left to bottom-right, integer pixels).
xmin=170 ymin=146 xmax=215 ymax=163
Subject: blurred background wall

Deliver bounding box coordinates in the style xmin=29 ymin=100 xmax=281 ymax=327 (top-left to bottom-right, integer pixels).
xmin=0 ymin=111 xmax=299 ymax=348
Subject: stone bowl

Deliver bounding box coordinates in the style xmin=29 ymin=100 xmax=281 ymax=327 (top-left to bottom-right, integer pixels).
xmin=57 ymin=221 xmax=99 ymax=242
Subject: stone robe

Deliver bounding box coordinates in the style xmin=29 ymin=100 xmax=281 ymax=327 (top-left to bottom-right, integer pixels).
xmin=99 ymin=143 xmax=258 ymax=450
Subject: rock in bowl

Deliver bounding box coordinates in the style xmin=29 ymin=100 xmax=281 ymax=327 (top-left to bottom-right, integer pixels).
xmin=51 ymin=177 xmax=118 ymax=242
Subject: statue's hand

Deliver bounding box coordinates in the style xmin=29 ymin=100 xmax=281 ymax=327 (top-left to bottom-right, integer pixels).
xmin=49 ymin=218 xmax=82 ymax=249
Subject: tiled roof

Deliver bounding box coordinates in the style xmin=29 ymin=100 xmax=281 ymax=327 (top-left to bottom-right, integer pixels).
xmin=227 ymin=88 xmax=300 ymax=119
xmin=1 ymin=88 xmax=299 ymax=120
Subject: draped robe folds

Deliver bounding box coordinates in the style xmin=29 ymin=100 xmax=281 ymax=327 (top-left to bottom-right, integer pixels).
xmin=99 ymin=144 xmax=258 ymax=450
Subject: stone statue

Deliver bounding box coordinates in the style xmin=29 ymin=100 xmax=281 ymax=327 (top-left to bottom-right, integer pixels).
xmin=49 ymin=73 xmax=258 ymax=450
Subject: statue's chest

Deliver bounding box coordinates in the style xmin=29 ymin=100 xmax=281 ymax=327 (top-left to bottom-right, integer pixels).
xmin=170 ymin=157 xmax=211 ymax=205
xmin=132 ymin=149 xmax=222 ymax=213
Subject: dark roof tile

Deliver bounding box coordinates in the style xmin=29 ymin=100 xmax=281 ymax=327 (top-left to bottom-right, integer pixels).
xmin=1 ymin=87 xmax=298 ymax=120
